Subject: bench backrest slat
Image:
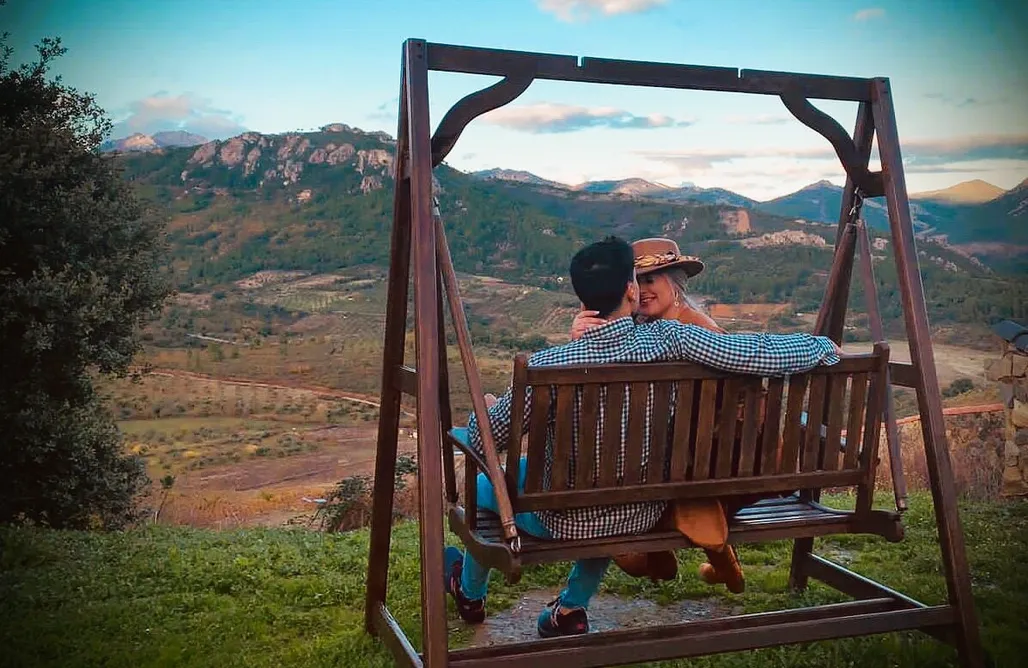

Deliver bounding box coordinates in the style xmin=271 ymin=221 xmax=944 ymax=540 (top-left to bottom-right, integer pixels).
xmin=509 ymin=344 xmax=889 ymax=514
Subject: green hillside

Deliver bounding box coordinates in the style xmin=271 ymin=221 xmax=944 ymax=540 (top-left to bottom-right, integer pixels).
xmin=114 ymin=127 xmax=1028 ymax=339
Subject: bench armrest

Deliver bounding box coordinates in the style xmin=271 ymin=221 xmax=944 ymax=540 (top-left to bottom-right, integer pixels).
xmin=447 ymin=428 xmax=492 ymax=475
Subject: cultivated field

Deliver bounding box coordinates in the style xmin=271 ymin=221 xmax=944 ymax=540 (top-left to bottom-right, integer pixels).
xmin=844 ymin=339 xmax=995 ymax=387
xmin=117 ymin=270 xmax=1000 ymax=530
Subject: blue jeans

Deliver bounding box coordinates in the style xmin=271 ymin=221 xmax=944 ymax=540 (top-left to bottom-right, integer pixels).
xmin=457 ymin=450 xmax=611 ymax=609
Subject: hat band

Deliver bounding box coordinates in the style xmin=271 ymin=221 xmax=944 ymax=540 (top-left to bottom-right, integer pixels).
xmin=636 ymin=251 xmax=686 ymax=269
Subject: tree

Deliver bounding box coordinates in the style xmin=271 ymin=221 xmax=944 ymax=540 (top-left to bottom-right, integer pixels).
xmin=0 ymin=27 xmax=172 ymax=529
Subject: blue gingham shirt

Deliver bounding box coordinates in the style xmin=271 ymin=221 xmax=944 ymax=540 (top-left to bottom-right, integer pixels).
xmin=467 ymin=317 xmax=839 ymax=540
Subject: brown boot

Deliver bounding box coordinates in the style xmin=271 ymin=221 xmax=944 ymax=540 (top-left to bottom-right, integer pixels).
xmin=698 ymin=545 xmax=745 ymax=594
xmin=613 ymin=551 xmax=678 ymax=582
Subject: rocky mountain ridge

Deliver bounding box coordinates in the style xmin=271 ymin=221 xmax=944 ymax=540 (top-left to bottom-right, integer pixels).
xmin=113 ymin=124 xmax=1024 ymax=287
xmin=108 ymin=125 xmax=1023 ymax=251
xmin=110 ymin=123 xmax=1026 ymax=339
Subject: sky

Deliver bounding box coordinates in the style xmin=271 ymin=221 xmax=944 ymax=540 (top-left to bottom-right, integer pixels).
xmin=6 ymin=0 xmax=1028 ymax=200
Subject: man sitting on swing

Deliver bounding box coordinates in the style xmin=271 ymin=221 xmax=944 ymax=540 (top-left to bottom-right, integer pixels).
xmin=446 ymin=235 xmax=843 ymax=638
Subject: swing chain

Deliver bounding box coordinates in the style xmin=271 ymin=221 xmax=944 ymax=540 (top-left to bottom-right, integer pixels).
xmin=510 ymin=534 xmax=522 ymax=554
xmin=848 ymin=187 xmax=866 ymax=223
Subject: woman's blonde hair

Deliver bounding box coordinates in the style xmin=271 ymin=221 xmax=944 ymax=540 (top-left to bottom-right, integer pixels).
xmin=663 ymin=266 xmax=707 ymax=313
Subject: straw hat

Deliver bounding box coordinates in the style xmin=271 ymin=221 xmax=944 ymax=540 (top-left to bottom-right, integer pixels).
xmin=632 ymin=238 xmax=704 ymax=278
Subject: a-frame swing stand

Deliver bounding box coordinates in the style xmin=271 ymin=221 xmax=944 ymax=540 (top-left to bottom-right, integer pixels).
xmin=364 ymin=39 xmax=986 ymax=667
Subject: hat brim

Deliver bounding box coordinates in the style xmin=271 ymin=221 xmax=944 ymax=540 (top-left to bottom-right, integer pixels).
xmin=636 ymin=257 xmax=705 ymax=278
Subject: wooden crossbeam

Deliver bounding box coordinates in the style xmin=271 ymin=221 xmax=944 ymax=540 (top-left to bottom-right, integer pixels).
xmin=364 ymin=38 xmax=987 ymax=668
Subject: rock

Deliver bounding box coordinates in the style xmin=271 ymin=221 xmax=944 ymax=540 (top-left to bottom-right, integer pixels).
xmin=1012 ymin=353 xmax=1028 ymax=378
xmin=984 ymin=357 xmax=1010 ymax=382
xmin=1013 ymin=400 xmax=1028 ymax=429
xmin=1000 ymin=384 xmax=1015 ymax=408
xmin=218 ymin=137 xmax=247 ymax=167
xmin=281 ymin=160 xmax=304 ymax=184
xmin=188 ymin=140 xmax=218 ymax=165
xmin=1015 ymin=380 xmax=1028 ymax=404
xmin=321 ymin=123 xmax=351 ymax=132
xmin=276 ymin=135 xmax=311 ymax=160
xmin=1005 ymin=440 xmax=1020 ymax=466
xmin=1002 ymin=465 xmax=1028 ymax=496
xmin=368 ymin=130 xmax=396 ymax=144
xmin=326 ymin=144 xmax=355 ymax=165
xmin=296 ymin=189 xmax=313 ymax=204
xmin=244 ymin=147 xmax=261 ymax=176
xmin=356 ymin=148 xmax=394 ymax=174
xmin=1015 ymin=429 xmax=1028 ymax=446
xmin=359 ymin=175 xmax=382 ymax=193
xmin=308 ymin=148 xmax=328 ymax=164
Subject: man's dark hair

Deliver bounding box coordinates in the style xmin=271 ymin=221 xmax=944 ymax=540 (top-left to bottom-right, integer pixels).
xmin=569 ymin=236 xmax=635 ymax=318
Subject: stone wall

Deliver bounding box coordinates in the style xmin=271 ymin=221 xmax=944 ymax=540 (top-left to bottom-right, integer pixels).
xmin=875 ymin=408 xmax=1006 ymax=500
xmin=985 ymin=344 xmax=1028 ymax=497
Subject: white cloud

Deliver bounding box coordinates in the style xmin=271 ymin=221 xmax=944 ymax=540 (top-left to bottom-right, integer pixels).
xmin=536 ymin=0 xmax=667 ymax=22
xmin=852 ymin=7 xmax=885 ymax=21
xmin=639 ymin=145 xmax=836 ymax=170
xmin=640 ymin=133 xmax=1028 ymax=172
xmin=724 ymin=114 xmax=792 ymax=126
xmin=110 ymin=92 xmax=247 ymax=140
xmin=482 ymin=103 xmax=693 ymax=133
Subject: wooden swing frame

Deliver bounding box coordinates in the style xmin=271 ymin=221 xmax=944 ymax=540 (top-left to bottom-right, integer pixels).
xmin=364 ymin=39 xmax=985 ymax=667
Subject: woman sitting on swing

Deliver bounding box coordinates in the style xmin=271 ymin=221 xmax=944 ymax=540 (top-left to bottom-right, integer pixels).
xmin=570 ymin=237 xmax=751 ymax=593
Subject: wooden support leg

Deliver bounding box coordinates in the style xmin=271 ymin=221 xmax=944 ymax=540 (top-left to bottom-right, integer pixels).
xmin=788 ymin=537 xmax=815 ymax=592
xmin=364 ymin=76 xmax=414 ymax=634
xmin=406 ymin=39 xmax=450 ymax=668
xmin=872 ymin=78 xmax=985 ymax=668
xmin=438 ymin=270 xmax=458 ymax=504
xmin=790 ymin=102 xmax=875 ymax=592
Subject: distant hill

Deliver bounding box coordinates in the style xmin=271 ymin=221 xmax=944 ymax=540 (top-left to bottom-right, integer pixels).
xmin=755 ymin=178 xmax=1028 ymax=247
xmin=470 ymin=173 xmax=756 ymax=208
xmin=946 ymin=178 xmax=1028 ymax=244
xmin=102 ymin=130 xmax=209 ymax=153
xmin=471 ymin=168 xmax=566 ymax=189
xmin=911 ymin=179 xmax=1005 ymax=204
xmin=573 ymin=178 xmax=671 ymax=196
xmin=756 ymin=180 xmax=858 ymax=224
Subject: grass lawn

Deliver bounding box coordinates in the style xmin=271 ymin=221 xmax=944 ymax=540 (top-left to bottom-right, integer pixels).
xmin=1 ymin=492 xmax=1025 ymax=667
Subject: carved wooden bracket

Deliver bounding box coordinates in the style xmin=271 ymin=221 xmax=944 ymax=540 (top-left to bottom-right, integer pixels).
xmin=430 ymin=74 xmax=535 ymax=167
xmin=780 ymin=87 xmax=883 ymax=197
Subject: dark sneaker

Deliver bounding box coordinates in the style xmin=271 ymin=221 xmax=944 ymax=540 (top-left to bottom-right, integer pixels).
xmin=443 ymin=546 xmax=485 ymax=624
xmin=536 ymin=596 xmax=589 ymax=638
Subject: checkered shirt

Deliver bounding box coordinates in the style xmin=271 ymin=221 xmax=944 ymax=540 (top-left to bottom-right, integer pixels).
xmin=466 ymin=317 xmax=840 ymax=541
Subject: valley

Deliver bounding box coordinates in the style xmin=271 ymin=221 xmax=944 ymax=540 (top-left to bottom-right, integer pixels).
xmin=115 ymin=265 xmax=1001 ymax=531
xmin=101 ymin=124 xmax=1025 ymax=530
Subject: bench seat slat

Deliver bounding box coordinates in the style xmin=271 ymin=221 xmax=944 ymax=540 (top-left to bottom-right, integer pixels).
xmin=467 ymin=495 xmax=900 ymax=566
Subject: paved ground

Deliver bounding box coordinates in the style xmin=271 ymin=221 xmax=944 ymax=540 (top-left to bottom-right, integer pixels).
xmin=464 ymin=590 xmax=743 ymax=647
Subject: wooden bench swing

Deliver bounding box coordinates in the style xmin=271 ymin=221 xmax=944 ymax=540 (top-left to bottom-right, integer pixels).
xmin=364 ymin=39 xmax=985 ymax=667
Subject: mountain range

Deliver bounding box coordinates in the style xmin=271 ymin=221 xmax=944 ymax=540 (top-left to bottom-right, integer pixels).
xmin=106 ymin=123 xmax=1026 ymax=339
xmin=102 ymin=128 xmax=1024 ymax=253
xmin=469 ymin=171 xmax=1026 ymax=249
